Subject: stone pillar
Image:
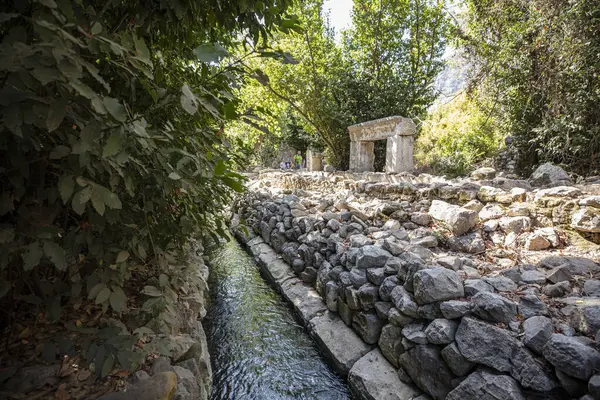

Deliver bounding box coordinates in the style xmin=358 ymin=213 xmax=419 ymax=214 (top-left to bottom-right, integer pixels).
xmin=306 ymin=148 xmax=323 ymax=171
xmin=385 ymin=134 xmax=414 ymax=173
xmin=350 ymin=141 xmax=375 ymax=172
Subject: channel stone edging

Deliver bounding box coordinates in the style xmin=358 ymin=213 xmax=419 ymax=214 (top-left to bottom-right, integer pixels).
xmin=235 ymin=231 xmax=421 ymax=399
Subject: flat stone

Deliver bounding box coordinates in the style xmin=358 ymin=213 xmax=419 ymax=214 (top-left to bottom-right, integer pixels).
xmin=522 ymin=316 xmax=552 ymax=355
xmin=429 ymin=200 xmax=478 ymax=236
xmin=437 ymin=256 xmax=462 ymax=271
xmin=543 ymin=281 xmax=571 ymax=297
xmin=484 ymin=276 xmax=518 ymax=292
xmin=348 ymin=349 xmax=420 ymax=400
xmin=571 ymin=207 xmax=600 ymax=232
xmin=479 ymin=203 xmax=505 ymax=221
xmin=584 ymin=280 xmax=600 ymax=296
xmin=524 ymin=233 xmax=551 ymax=250
xmin=310 ymin=313 xmax=373 ymax=376
xmin=413 ymin=268 xmax=464 ymax=305
xmin=388 ymin=307 xmax=415 ymax=327
xmin=521 ymin=269 xmax=546 ymax=284
xmin=411 ymin=212 xmax=431 ymax=226
xmin=440 ymin=342 xmax=475 ymax=376
xmin=543 ymin=333 xmax=600 ymax=380
xmin=546 ymin=265 xmax=572 ymax=284
xmin=499 ymin=216 xmax=531 ymax=234
xmin=399 ymin=345 xmax=456 ymax=400
xmin=472 ymin=292 xmax=517 ymax=323
xmin=446 ymin=369 xmax=525 ymax=400
xmin=535 ymin=185 xmax=581 ymax=200
xmin=447 ymin=232 xmax=486 ymax=254
xmin=472 ymin=167 xmax=497 ymax=180
xmin=455 ymin=317 xmax=557 ymax=391
xmin=538 ymin=256 xmax=600 ymax=276
xmin=464 ymin=279 xmax=494 ymax=296
xmin=424 ymin=318 xmax=458 ymax=344
xmin=4 ymin=364 xmax=61 ymax=393
xmin=280 ymin=278 xmax=328 ymax=324
xmin=440 ymin=300 xmax=471 ymax=319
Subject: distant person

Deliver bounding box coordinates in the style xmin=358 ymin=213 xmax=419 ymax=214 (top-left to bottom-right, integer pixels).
xmin=294 ymin=151 xmax=302 ymax=169
xmin=285 ymin=158 xmax=291 ymax=169
xmin=279 ymin=161 xmax=285 ymax=169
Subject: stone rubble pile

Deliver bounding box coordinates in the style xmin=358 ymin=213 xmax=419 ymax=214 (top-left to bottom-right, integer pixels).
xmin=233 ymin=164 xmax=600 ymax=400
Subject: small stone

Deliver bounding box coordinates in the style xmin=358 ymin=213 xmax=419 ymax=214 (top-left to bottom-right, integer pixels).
xmin=472 ymin=292 xmax=517 ymax=323
xmin=352 ymin=311 xmax=384 ymax=344
xmin=571 ymin=207 xmax=600 ymax=233
xmin=374 ymin=301 xmax=392 ymax=319
xmin=521 ymin=269 xmax=546 ymax=284
xmin=358 ymin=283 xmax=379 ymax=311
xmin=437 ymin=256 xmax=462 ymax=271
xmin=522 ymin=316 xmax=552 ymax=355
xmin=447 ymin=232 xmax=486 ymax=254
xmin=424 ymin=318 xmax=458 ymax=344
xmin=524 ymin=233 xmax=551 ymax=250
xmin=499 ymin=216 xmax=531 ymax=235
xmin=388 ymin=307 xmax=415 ymax=327
xmin=441 ymin=342 xmax=475 ymax=376
xmin=479 ymin=203 xmax=505 ymax=221
xmin=440 ymin=300 xmax=471 ymax=319
xmin=390 ymin=285 xmax=419 ymax=318
xmin=547 ymin=265 xmax=573 ymax=284
xmin=429 ymin=200 xmax=478 ymax=236
xmin=529 ymin=162 xmax=571 ymax=186
xmin=464 ymin=279 xmax=494 ymax=296
xmin=411 ymin=212 xmax=431 ymax=226
xmin=584 ymin=280 xmax=600 ymax=297
xmin=402 ymin=323 xmax=428 ymax=344
xmin=366 ymin=267 xmax=386 ymax=285
xmin=500 ymin=268 xmax=522 ymax=283
xmin=399 ymin=345 xmax=456 ymax=399
xmin=383 ymin=219 xmax=402 ymax=231
xmin=355 ymin=245 xmax=392 ymax=269
xmin=484 ymin=276 xmax=518 ymax=292
xmin=555 ymin=369 xmax=587 ymax=398
xmin=378 ymin=324 xmax=405 ymax=367
xmin=543 ymin=333 xmax=600 ymax=380
xmin=589 ymin=374 xmax=600 ymax=399
xmin=543 ymin=281 xmax=571 ymax=297
xmin=518 ymin=295 xmax=547 ymax=318
xmin=379 ymin=276 xmax=398 ymax=301
xmin=411 ymin=236 xmax=438 ymax=248
xmin=471 ymin=167 xmax=497 ymax=180
xmin=571 ymin=304 xmax=600 ymax=335
xmin=99 ymin=372 xmax=178 ymax=400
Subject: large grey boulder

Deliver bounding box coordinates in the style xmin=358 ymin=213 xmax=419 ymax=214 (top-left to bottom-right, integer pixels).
xmin=446 ymin=369 xmax=525 ymax=400
xmin=348 ymin=349 xmax=420 ymax=400
xmin=428 ymin=200 xmax=478 ymax=236
xmin=398 ymin=345 xmax=456 ymax=400
xmin=522 ymin=316 xmax=552 ymax=355
xmin=455 ymin=317 xmax=557 ymax=392
xmin=352 ymin=311 xmax=384 ymax=344
xmin=529 ymin=162 xmax=571 ymax=186
xmin=471 ymin=292 xmax=517 ymax=323
xmin=356 ymin=245 xmax=392 ymax=269
xmin=543 ymin=334 xmax=600 ymax=380
xmin=413 ymin=268 xmax=464 ymax=305
xmin=440 ymin=300 xmax=471 ymax=319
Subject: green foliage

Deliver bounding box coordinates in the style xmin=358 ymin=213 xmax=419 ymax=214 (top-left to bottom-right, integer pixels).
xmin=231 ymin=0 xmax=449 ymax=170
xmin=460 ymin=0 xmax=600 ymax=173
xmin=415 ymin=92 xmax=504 ymax=176
xmin=0 ymin=0 xmax=293 ymax=373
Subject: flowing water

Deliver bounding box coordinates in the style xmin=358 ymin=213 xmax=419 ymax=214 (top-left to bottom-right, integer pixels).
xmin=206 ymin=240 xmax=350 ymax=400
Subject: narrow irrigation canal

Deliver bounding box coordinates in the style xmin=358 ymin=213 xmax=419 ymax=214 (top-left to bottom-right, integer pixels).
xmin=205 ymin=239 xmax=350 ymax=400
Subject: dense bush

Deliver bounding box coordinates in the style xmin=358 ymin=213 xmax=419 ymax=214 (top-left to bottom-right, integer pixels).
xmin=415 ymin=92 xmax=504 ymax=177
xmin=0 ymin=0 xmax=293 ymax=375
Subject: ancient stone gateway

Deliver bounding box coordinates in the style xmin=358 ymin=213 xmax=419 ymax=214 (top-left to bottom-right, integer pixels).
xmin=348 ymin=116 xmax=416 ymax=173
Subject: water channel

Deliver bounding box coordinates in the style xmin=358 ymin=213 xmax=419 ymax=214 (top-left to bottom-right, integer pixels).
xmin=206 ymin=239 xmax=351 ymax=400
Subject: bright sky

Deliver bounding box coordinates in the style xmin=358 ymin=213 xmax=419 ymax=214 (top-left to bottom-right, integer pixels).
xmin=323 ymin=0 xmax=354 ymax=37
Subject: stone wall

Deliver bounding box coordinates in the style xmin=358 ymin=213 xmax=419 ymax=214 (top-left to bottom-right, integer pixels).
xmin=233 ymin=170 xmax=600 ymax=400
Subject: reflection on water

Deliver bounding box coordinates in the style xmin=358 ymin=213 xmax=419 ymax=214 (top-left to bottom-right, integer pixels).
xmin=206 ymin=240 xmax=350 ymax=400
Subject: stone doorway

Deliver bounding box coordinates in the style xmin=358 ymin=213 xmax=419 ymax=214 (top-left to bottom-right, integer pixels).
xmin=348 ymin=116 xmax=416 ymax=173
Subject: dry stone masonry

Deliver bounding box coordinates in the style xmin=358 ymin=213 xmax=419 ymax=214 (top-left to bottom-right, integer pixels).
xmin=233 ymin=163 xmax=600 ymax=400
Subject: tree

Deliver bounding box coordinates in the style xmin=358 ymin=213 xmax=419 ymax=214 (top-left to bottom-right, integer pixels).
xmin=0 ymin=0 xmax=295 ymax=373
xmin=460 ymin=0 xmax=600 ymax=173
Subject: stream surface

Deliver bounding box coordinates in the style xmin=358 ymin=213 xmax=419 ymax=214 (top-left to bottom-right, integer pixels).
xmin=206 ymin=239 xmax=350 ymax=400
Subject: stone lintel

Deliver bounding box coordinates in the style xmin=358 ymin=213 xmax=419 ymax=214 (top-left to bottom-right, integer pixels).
xmin=348 ymin=116 xmax=415 ymax=142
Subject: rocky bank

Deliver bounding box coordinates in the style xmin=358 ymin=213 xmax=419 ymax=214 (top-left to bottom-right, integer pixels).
xmin=232 ymin=164 xmax=600 ymax=400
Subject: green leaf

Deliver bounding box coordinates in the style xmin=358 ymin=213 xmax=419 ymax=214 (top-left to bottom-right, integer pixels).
xmin=22 ymin=242 xmax=43 ymax=271
xmin=91 ymin=22 xmax=102 ymax=35
xmin=180 ymin=85 xmax=197 ymax=115
xmin=37 ymin=0 xmax=57 ymax=8
xmin=103 ymin=97 xmax=126 ymax=122
xmin=81 ymin=122 xmax=102 ymax=146
xmin=221 ymin=176 xmax=244 ymax=192
xmin=49 ymin=145 xmax=71 ymax=159
xmin=214 ymin=160 xmax=226 ymax=176
xmin=101 ymin=353 xmax=115 ymax=378
xmin=0 ymin=14 xmax=19 ymax=23
xmin=0 ymin=281 xmax=11 ymax=299
xmin=133 ymin=33 xmax=150 ymax=61
xmin=70 ymin=81 xmax=96 ymax=99
xmin=158 ymin=273 xmax=169 ymax=288
xmin=109 ymin=287 xmax=127 ymax=313
xmin=95 ymin=287 xmax=110 ymax=304
xmin=141 ymin=285 xmax=162 ymax=297
xmin=72 ymin=186 xmax=92 ymax=215
xmin=193 ymin=44 xmax=229 ymax=63
xmin=102 ymin=189 xmax=122 ymax=210
xmin=102 ymin=133 xmax=121 ymax=157
xmin=115 ymin=250 xmax=129 ymax=263
xmin=43 ymin=240 xmax=67 ymax=270
xmin=91 ymin=189 xmax=105 ymax=216
xmin=168 ymin=172 xmax=181 ymax=180
xmin=88 ymin=283 xmax=106 ymax=300
xmin=31 ymin=67 xmax=58 ymax=85
xmin=0 ymin=228 xmax=15 ymax=244
xmin=58 ymin=175 xmax=74 ymax=204
xmin=46 ymin=98 xmax=67 ymax=132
